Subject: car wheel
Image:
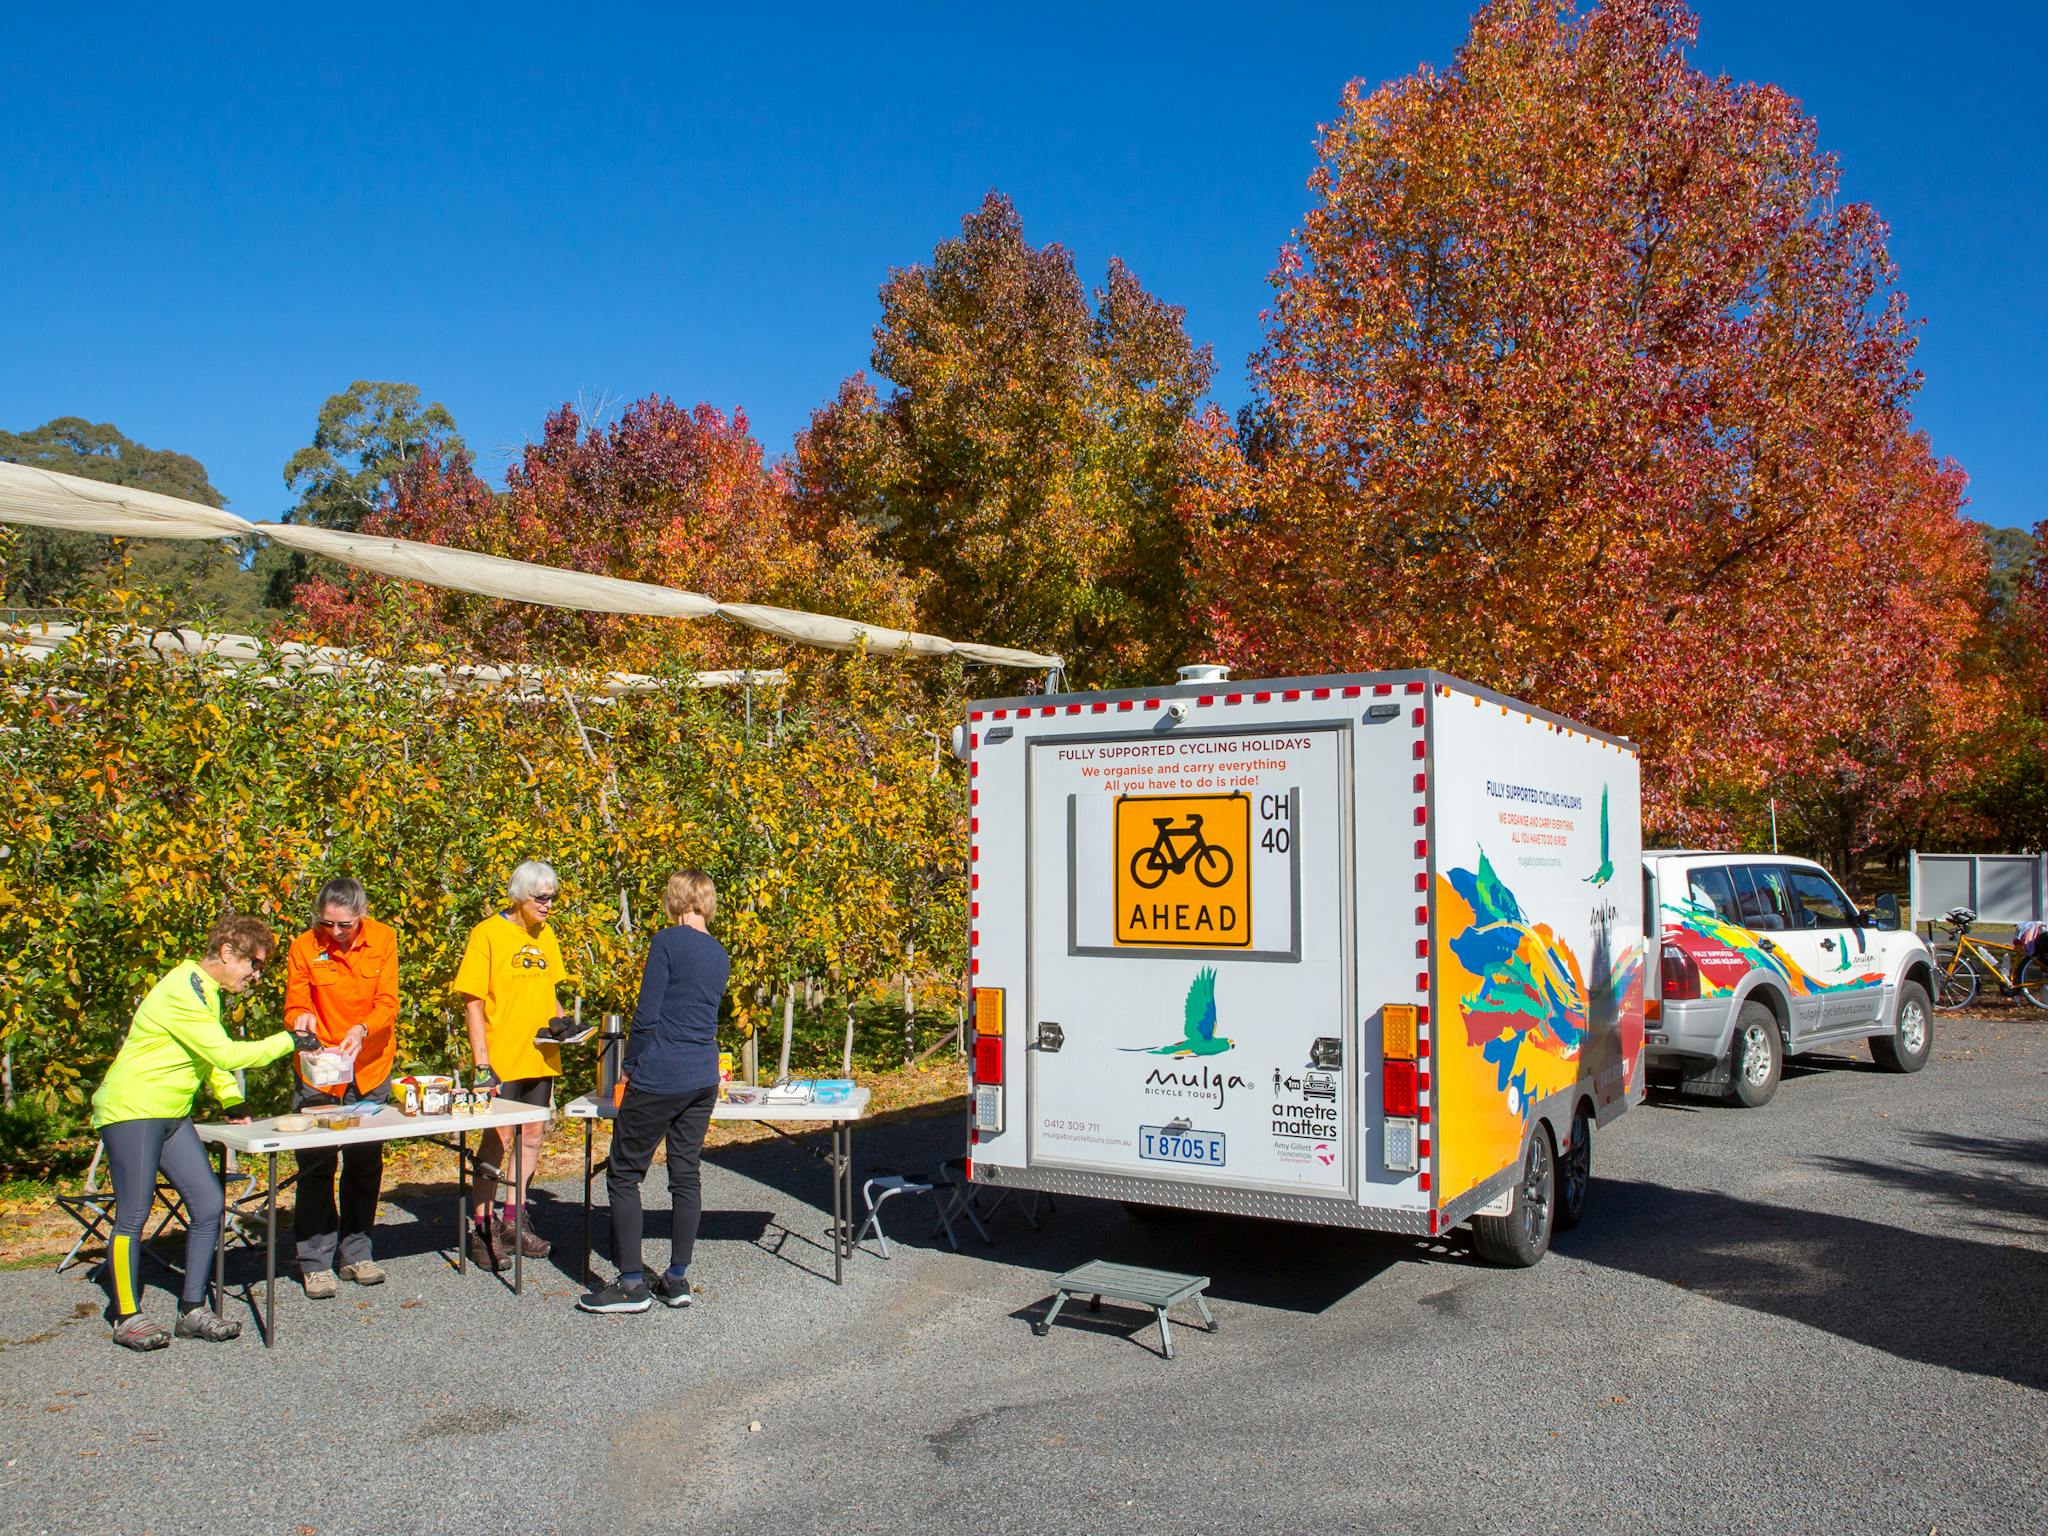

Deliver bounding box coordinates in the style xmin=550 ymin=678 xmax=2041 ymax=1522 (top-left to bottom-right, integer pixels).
xmin=1871 ymin=979 xmax=1933 ymax=1073
xmin=1555 ymin=1105 xmax=1592 ymax=1232
xmin=1727 ymin=1001 xmax=1783 ymax=1108
xmin=1472 ymin=1123 xmax=1556 ymax=1267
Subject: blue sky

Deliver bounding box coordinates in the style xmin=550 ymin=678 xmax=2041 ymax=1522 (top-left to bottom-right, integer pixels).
xmin=3 ymin=3 xmax=2041 ymax=533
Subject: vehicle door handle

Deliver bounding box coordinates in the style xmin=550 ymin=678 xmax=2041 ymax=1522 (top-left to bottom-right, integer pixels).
xmin=1036 ymin=1022 xmax=1065 ymax=1053
xmin=1819 ymin=938 xmax=1836 ymax=951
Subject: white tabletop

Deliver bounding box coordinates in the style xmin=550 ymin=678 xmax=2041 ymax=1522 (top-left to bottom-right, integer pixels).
xmin=196 ymin=1099 xmax=554 ymax=1155
xmin=562 ymin=1089 xmax=871 ymax=1124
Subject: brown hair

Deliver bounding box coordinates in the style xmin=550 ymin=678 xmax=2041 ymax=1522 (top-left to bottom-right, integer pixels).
xmin=661 ymin=870 xmax=717 ymax=924
xmin=205 ymin=913 xmax=277 ymax=962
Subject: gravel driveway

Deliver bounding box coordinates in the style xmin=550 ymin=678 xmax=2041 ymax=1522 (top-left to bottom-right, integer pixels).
xmin=2 ymin=1011 xmax=2042 ymax=1536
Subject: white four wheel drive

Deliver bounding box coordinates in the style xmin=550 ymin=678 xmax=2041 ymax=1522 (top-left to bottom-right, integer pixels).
xmin=961 ymin=667 xmax=1646 ymax=1268
xmin=1643 ymin=852 xmax=1937 ymax=1106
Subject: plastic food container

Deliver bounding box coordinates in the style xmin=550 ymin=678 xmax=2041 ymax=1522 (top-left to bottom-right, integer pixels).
xmin=301 ymin=1048 xmax=355 ymax=1088
xmin=275 ymin=1113 xmax=313 ymax=1132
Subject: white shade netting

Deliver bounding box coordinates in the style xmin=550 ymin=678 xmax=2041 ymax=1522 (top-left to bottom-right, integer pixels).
xmin=0 ymin=461 xmax=1063 ymax=671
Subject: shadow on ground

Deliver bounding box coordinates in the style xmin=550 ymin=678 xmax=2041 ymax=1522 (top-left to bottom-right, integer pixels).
xmin=1574 ymin=1176 xmax=2048 ymax=1390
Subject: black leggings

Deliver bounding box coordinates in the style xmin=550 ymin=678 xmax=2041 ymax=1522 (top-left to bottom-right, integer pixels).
xmin=101 ymin=1117 xmax=221 ymax=1314
xmin=606 ymin=1085 xmax=717 ymax=1279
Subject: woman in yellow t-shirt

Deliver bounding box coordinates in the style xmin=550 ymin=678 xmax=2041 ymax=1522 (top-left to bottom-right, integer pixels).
xmin=452 ymin=860 xmax=580 ymax=1270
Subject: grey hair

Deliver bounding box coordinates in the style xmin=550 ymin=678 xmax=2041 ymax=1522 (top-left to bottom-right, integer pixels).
xmin=315 ymin=876 xmax=368 ymax=919
xmin=508 ymin=860 xmax=559 ymax=902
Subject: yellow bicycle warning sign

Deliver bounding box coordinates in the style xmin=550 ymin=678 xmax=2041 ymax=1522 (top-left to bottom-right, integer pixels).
xmin=1114 ymin=793 xmax=1252 ymax=948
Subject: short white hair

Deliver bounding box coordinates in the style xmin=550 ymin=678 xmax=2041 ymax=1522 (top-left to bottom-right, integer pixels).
xmin=508 ymin=861 xmax=559 ymax=902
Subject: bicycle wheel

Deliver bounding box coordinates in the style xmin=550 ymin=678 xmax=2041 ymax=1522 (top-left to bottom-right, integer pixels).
xmin=1130 ymin=846 xmax=1171 ymax=891
xmin=1193 ymin=844 xmax=1234 ymax=888
xmin=1930 ymin=942 xmax=1979 ymax=1010
xmin=2018 ymin=954 xmax=2048 ymax=1012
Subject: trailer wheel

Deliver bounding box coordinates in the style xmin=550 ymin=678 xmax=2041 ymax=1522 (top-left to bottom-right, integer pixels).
xmin=1727 ymin=1002 xmax=1783 ymax=1108
xmin=1870 ymin=980 xmax=1933 ymax=1073
xmin=1555 ymin=1106 xmax=1592 ymax=1232
xmin=1472 ymin=1123 xmax=1556 ymax=1267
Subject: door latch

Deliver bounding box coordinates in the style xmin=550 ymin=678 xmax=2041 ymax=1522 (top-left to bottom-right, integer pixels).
xmin=1309 ymin=1036 xmax=1342 ymax=1069
xmin=1037 ymin=1021 xmax=1065 ymax=1053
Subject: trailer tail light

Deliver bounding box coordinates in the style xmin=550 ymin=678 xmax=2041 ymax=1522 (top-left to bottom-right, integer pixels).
xmin=973 ymin=987 xmax=1004 ymax=1037
xmin=1384 ymin=1116 xmax=1419 ymax=1174
xmin=1383 ymin=1059 xmax=1418 ymax=1118
xmin=970 ymin=987 xmax=1005 ymax=1133
xmin=973 ymin=1084 xmax=1003 ymax=1135
xmin=1660 ymin=948 xmax=1701 ymax=1002
xmin=1381 ymin=1004 xmax=1417 ymax=1062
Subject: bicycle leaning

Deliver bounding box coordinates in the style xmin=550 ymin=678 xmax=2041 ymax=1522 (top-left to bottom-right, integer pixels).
xmin=1929 ymin=907 xmax=2048 ymax=1011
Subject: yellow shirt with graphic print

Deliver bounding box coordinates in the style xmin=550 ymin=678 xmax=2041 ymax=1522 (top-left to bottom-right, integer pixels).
xmin=451 ymin=914 xmax=570 ymax=1083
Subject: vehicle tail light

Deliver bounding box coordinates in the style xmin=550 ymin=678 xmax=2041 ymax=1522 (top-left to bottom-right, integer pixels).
xmin=1383 ymin=1059 xmax=1418 ymax=1118
xmin=1384 ymin=1116 xmax=1419 ymax=1174
xmin=971 ymin=986 xmax=1004 ymax=1133
xmin=1382 ymin=1004 xmax=1417 ymax=1061
xmin=1660 ymin=947 xmax=1701 ymax=1002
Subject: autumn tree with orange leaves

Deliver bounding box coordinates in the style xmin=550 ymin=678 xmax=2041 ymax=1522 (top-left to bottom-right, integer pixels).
xmin=800 ymin=192 xmax=1213 ymax=685
xmin=1181 ymin=0 xmax=1992 ymax=865
xmin=299 ymin=397 xmax=918 ymax=669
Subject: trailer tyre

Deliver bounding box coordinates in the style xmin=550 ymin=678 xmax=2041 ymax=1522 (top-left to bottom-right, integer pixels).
xmin=1870 ymin=980 xmax=1932 ymax=1073
xmin=1727 ymin=1002 xmax=1783 ymax=1108
xmin=1555 ymin=1106 xmax=1592 ymax=1232
xmin=1472 ymin=1124 xmax=1556 ymax=1267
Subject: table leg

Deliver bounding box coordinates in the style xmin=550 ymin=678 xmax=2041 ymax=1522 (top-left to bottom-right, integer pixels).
xmin=834 ymin=1124 xmax=849 ymax=1285
xmin=512 ymin=1129 xmax=524 ymax=1297
xmin=212 ymin=1143 xmax=226 ymax=1319
xmin=582 ymin=1119 xmax=594 ymax=1288
xmin=455 ymin=1131 xmax=467 ymax=1275
xmin=264 ymin=1151 xmax=278 ymax=1349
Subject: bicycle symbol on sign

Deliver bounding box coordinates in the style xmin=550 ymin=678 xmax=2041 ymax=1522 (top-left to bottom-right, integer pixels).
xmin=1129 ymin=813 xmax=1236 ymax=890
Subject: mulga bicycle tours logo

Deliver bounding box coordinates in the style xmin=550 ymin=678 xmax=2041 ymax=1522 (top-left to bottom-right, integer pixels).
xmin=1127 ymin=967 xmax=1251 ymax=1108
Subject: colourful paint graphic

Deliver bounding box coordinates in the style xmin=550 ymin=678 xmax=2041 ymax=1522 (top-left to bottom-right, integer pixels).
xmin=1120 ymin=966 xmax=1235 ymax=1057
xmin=1584 ymin=784 xmax=1615 ymax=888
xmin=1660 ymin=900 xmax=1883 ymax=997
xmin=1436 ymin=849 xmax=1644 ymax=1203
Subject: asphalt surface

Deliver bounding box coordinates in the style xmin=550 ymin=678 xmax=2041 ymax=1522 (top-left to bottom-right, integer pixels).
xmin=2 ymin=1011 xmax=2043 ymax=1536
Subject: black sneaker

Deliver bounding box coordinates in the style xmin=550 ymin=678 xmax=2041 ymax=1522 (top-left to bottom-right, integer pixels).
xmin=536 ymin=1014 xmax=597 ymax=1046
xmin=651 ymin=1273 xmax=693 ymax=1308
xmin=577 ymin=1276 xmax=653 ymax=1314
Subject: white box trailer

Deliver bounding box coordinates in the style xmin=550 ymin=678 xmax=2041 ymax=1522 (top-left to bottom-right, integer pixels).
xmin=962 ymin=668 xmax=1646 ymax=1264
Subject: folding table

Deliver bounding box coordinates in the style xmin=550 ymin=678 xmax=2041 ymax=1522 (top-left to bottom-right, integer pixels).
xmin=563 ymin=1088 xmax=869 ymax=1285
xmin=195 ymin=1099 xmax=554 ymax=1346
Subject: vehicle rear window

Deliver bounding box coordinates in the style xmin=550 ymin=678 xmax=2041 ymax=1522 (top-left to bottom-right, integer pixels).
xmin=1784 ymin=867 xmax=1854 ymax=927
xmin=1730 ymin=865 xmax=1792 ymax=931
xmin=1686 ymin=866 xmax=1741 ymax=921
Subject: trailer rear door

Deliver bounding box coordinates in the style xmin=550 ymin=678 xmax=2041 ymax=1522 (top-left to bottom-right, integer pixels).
xmin=1025 ymin=722 xmax=1355 ymax=1198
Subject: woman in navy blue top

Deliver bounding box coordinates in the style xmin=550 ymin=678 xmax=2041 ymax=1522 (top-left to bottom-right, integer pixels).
xmin=579 ymin=870 xmax=731 ymax=1314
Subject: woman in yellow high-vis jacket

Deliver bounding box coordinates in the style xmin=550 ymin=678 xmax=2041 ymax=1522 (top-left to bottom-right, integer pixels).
xmin=90 ymin=914 xmax=305 ymax=1351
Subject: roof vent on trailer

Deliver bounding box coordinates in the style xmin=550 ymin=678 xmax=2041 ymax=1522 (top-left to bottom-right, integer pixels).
xmin=1176 ymin=663 xmax=1231 ymax=685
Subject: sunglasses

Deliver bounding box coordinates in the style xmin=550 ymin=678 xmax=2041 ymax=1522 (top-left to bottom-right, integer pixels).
xmin=530 ymin=892 xmax=558 ymax=906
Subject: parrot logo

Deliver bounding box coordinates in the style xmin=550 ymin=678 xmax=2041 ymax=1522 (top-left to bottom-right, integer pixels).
xmin=1121 ymin=967 xmax=1234 ymax=1057
xmin=1584 ymin=784 xmax=1614 ymax=888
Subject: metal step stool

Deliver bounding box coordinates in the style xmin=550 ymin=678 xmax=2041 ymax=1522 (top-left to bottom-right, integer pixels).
xmin=1034 ymin=1260 xmax=1216 ymax=1359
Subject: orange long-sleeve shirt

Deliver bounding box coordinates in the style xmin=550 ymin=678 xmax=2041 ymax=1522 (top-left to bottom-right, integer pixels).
xmin=283 ymin=916 xmax=399 ymax=1094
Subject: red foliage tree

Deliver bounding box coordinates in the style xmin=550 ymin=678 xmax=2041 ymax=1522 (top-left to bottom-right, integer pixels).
xmin=1181 ymin=0 xmax=1992 ymax=858
xmin=296 ymin=398 xmax=918 ymax=669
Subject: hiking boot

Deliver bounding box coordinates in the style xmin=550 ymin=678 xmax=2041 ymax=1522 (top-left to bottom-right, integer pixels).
xmin=651 ymin=1273 xmax=693 ymax=1308
xmin=113 ymin=1314 xmax=170 ymax=1352
xmin=175 ymin=1307 xmax=242 ymax=1343
xmin=467 ymin=1220 xmax=507 ymax=1272
xmin=535 ymin=1014 xmax=596 ymax=1046
xmin=576 ymin=1275 xmax=652 ymax=1314
xmin=496 ymin=1215 xmax=550 ymax=1258
xmin=338 ymin=1260 xmax=386 ymax=1286
xmin=302 ymin=1268 xmax=338 ymax=1299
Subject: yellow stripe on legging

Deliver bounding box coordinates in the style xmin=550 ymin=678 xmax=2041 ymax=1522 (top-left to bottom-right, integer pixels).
xmin=111 ymin=1234 xmax=136 ymax=1315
